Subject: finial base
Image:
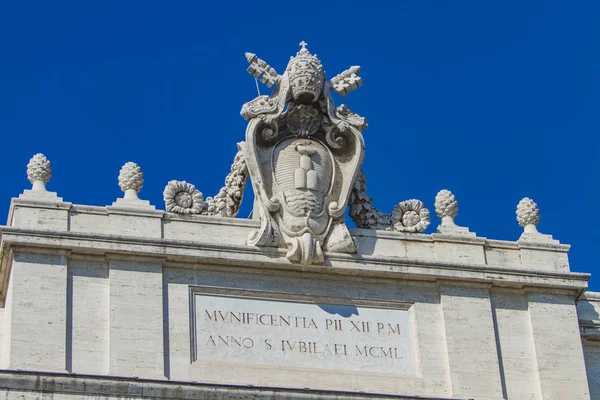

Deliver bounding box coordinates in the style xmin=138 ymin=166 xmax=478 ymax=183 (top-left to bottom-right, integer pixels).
xmin=31 ymin=181 xmax=47 ymax=192
xmin=124 ymin=189 xmax=139 ymax=200
xmin=441 ymin=216 xmax=456 ymax=226
xmin=436 ymin=216 xmax=475 ymax=235
xmin=524 ymin=224 xmax=538 ymax=234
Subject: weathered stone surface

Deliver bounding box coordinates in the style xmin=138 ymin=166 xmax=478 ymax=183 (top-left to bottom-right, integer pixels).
xmin=0 ymin=42 xmax=596 ymax=400
xmin=529 ymin=292 xmax=591 ymax=398
xmin=118 ymin=161 xmax=144 ymax=199
xmin=434 ymin=189 xmax=474 ymax=236
xmin=192 ymin=289 xmax=414 ymax=374
xmin=0 ymin=196 xmax=594 ymax=398
xmin=26 ymin=153 xmax=51 ymax=192
xmin=578 ymin=293 xmax=600 ymax=399
xmin=0 ymin=370 xmax=466 ymax=399
xmin=240 ymin=43 xmax=366 ymax=265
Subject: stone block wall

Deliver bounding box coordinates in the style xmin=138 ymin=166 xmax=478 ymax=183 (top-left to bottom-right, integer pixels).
xmin=0 ymin=196 xmax=594 ymax=399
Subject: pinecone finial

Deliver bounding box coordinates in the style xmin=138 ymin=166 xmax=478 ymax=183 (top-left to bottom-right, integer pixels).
xmin=118 ymin=162 xmax=144 ymax=199
xmin=434 ymin=189 xmax=458 ymax=226
xmin=433 ymin=189 xmax=474 ymax=235
xmin=26 ymin=153 xmax=52 ymax=191
xmin=516 ymin=197 xmax=540 ymax=233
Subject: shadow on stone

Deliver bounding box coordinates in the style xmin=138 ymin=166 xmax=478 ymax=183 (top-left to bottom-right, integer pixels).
xmin=317 ymin=304 xmax=359 ymax=317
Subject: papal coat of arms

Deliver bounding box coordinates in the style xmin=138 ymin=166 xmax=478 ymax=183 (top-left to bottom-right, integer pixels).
xmin=162 ymin=42 xmax=431 ymax=265
xmin=240 ymin=42 xmax=367 ymax=265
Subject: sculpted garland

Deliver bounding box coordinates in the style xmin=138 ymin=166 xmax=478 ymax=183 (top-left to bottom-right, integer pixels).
xmin=163 ymin=43 xmax=430 ymax=264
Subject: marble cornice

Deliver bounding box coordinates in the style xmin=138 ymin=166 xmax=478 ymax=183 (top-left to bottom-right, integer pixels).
xmin=0 ymin=226 xmax=588 ymax=304
xmin=580 ymin=320 xmax=600 ymax=343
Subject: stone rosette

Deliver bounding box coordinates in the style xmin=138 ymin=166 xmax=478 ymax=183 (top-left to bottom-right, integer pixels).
xmin=391 ymin=199 xmax=430 ymax=233
xmin=163 ymin=180 xmax=205 ymax=214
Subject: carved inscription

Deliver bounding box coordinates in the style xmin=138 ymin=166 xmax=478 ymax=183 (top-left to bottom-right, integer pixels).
xmin=193 ymin=293 xmax=415 ymax=374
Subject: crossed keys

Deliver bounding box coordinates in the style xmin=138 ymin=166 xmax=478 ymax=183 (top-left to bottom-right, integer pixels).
xmin=330 ymin=66 xmax=362 ymax=96
xmin=245 ymin=52 xmax=280 ymax=88
xmin=245 ymin=42 xmax=363 ymax=97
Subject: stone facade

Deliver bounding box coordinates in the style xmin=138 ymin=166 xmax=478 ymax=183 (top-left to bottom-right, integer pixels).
xmin=0 ymin=186 xmax=595 ymax=399
xmin=0 ymin=44 xmax=597 ymax=399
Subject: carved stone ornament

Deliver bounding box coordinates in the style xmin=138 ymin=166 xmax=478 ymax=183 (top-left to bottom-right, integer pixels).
xmin=516 ymin=197 xmax=540 ymax=234
xmin=202 ymin=143 xmax=249 ymax=217
xmin=26 ymin=153 xmax=51 ymax=191
xmin=348 ymin=170 xmax=430 ymax=233
xmin=241 ymin=42 xmax=367 ymax=264
xmin=118 ymin=162 xmax=144 ymax=200
xmin=163 ymin=180 xmax=205 ymax=214
xmin=391 ymin=199 xmax=431 ymax=233
xmin=432 ymin=189 xmax=473 ymax=235
xmin=434 ymin=190 xmax=458 ymax=220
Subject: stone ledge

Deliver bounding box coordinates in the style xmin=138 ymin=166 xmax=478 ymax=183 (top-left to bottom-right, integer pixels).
xmin=7 ymin=198 xmax=573 ymax=273
xmin=9 ymin=196 xmax=570 ymax=249
xmin=163 ymin=211 xmax=261 ymax=227
xmin=0 ymin=370 xmax=471 ymax=400
xmin=582 ymin=291 xmax=600 ymax=301
xmin=0 ymin=227 xmax=589 ymax=303
xmin=580 ymin=321 xmax=600 ymax=342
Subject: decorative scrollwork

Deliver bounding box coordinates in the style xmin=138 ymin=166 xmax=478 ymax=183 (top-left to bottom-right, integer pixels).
xmin=240 ymin=95 xmax=278 ymax=120
xmin=336 ymin=104 xmax=367 ymax=131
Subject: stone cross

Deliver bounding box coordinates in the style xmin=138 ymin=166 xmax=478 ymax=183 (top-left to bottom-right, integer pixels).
xmin=299 ymin=41 xmax=308 ymax=50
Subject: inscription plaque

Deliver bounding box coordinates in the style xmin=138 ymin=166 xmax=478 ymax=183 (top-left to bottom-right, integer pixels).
xmin=191 ymin=288 xmax=415 ymax=375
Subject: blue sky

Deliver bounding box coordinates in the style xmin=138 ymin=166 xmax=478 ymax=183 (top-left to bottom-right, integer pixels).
xmin=0 ymin=2 xmax=598 ymax=287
